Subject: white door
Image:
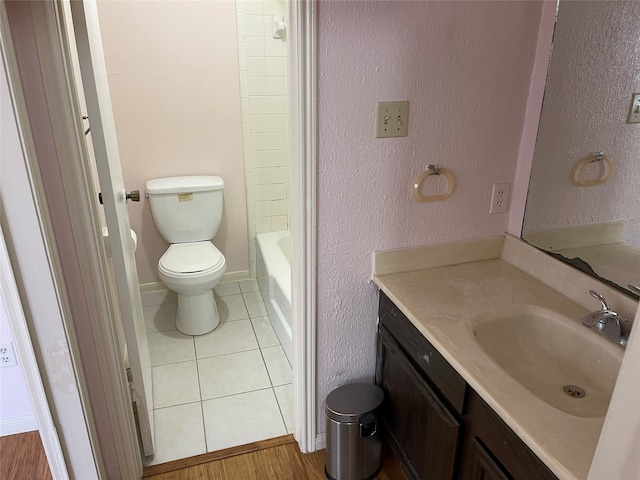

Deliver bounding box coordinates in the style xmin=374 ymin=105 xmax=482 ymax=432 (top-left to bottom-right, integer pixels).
xmin=69 ymin=1 xmax=155 ymax=456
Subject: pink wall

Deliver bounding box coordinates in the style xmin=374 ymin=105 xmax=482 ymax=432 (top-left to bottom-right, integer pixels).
xmin=522 ymin=1 xmax=640 ymax=249
xmin=316 ymin=0 xmax=544 ymax=430
xmin=96 ymin=1 xmax=249 ymax=284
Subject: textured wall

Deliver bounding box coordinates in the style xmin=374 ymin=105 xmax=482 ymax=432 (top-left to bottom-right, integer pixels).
xmin=317 ymin=0 xmax=544 ymax=432
xmin=523 ymin=1 xmax=640 ymax=249
xmin=96 ymin=1 xmax=249 ymax=284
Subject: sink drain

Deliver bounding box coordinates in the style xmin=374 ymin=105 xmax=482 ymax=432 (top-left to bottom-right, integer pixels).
xmin=563 ymin=385 xmax=586 ymax=398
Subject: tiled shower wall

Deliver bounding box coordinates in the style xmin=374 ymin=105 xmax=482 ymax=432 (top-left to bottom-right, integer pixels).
xmin=236 ymin=0 xmax=290 ymax=277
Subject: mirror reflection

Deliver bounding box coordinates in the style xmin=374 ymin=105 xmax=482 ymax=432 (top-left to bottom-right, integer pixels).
xmin=522 ymin=0 xmax=640 ymax=296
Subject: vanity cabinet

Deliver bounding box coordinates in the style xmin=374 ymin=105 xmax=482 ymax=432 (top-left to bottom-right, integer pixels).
xmin=376 ymin=292 xmax=466 ymax=479
xmin=377 ymin=327 xmax=461 ymax=479
xmin=376 ymin=292 xmax=557 ymax=480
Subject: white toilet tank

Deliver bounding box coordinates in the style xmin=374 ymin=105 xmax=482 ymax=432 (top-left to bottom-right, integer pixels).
xmin=146 ymin=176 xmax=224 ymax=243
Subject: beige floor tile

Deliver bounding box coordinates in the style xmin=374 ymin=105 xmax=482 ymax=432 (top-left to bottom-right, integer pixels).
xmin=144 ymin=303 xmax=177 ymax=333
xmin=243 ymin=291 xmax=268 ymax=318
xmin=274 ymin=384 xmax=294 ymax=433
xmin=198 ymin=350 xmax=271 ymax=400
xmin=262 ymin=345 xmax=292 ymax=386
xmin=217 ymin=294 xmax=249 ymax=322
xmin=214 ymin=281 xmax=241 ymax=297
xmin=141 ymin=288 xmax=177 ymax=307
xmin=147 ymin=402 xmax=206 ymax=465
xmin=202 ymin=389 xmax=286 ymax=452
xmin=251 ymin=316 xmax=279 ymax=348
xmin=239 ymin=279 xmax=259 ymax=293
xmin=152 ymin=361 xmax=200 ymax=408
xmin=148 ymin=330 xmax=195 ymax=366
xmin=194 ymin=319 xmax=258 ymax=358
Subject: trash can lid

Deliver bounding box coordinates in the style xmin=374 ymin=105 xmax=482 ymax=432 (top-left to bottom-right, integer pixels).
xmin=325 ymin=383 xmax=384 ymax=423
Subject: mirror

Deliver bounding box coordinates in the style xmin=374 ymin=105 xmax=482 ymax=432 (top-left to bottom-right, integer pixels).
xmin=522 ymin=0 xmax=640 ymax=297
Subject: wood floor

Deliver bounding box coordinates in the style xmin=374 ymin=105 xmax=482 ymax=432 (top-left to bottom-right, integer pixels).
xmin=0 ymin=431 xmax=52 ymax=480
xmin=144 ymin=436 xmax=407 ymax=480
xmin=1 ymin=431 xmax=407 ymax=480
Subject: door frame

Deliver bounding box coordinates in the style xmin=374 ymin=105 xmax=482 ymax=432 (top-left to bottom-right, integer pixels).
xmin=2 ymin=1 xmax=143 ymax=477
xmin=4 ymin=0 xmax=318 ymax=474
xmin=289 ymin=0 xmax=318 ymax=453
xmin=0 ymin=226 xmax=69 ymax=479
xmin=0 ymin=31 xmax=69 ymax=477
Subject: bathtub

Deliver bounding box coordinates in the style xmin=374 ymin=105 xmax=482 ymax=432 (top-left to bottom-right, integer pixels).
xmin=256 ymin=231 xmax=292 ymax=366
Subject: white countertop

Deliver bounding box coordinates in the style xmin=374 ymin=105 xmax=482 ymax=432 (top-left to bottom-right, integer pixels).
xmin=373 ymin=258 xmax=616 ymax=480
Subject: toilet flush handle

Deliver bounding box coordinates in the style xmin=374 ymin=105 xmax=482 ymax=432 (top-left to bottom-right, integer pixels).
xmin=98 ymin=189 xmax=141 ymax=204
xmin=126 ymin=190 xmax=140 ymax=202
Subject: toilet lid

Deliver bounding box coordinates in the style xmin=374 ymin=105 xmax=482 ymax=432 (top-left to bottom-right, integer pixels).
xmin=160 ymin=242 xmax=224 ymax=274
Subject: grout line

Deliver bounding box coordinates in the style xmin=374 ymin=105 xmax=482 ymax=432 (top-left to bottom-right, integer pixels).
xmin=248 ymin=309 xmax=276 ymax=387
xmin=201 ymin=386 xmax=274 ymax=403
xmin=194 ymin=350 xmax=209 ymax=453
xmin=272 ymin=386 xmax=289 ymax=432
xmin=196 ymin=346 xmax=262 ymax=362
xmin=151 ymin=358 xmax=198 ymax=369
xmin=189 ymin=309 xmax=209 ymax=454
xmin=153 ymin=398 xmax=202 ymax=412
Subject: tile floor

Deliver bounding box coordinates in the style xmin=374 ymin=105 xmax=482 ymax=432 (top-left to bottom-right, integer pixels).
xmin=141 ymin=279 xmax=293 ymax=465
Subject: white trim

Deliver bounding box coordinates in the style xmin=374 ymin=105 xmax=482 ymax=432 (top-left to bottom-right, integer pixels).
xmin=139 ymin=282 xmax=171 ymax=294
xmin=3 ymin=1 xmax=142 ymax=477
xmin=0 ymin=229 xmax=68 ymax=479
xmin=315 ymin=432 xmax=326 ymax=451
xmin=1 ymin=8 xmax=81 ymax=478
xmin=0 ymin=416 xmax=38 ymax=436
xmin=35 ymin=1 xmax=143 ymax=477
xmin=289 ymin=0 xmax=318 ymax=453
xmin=139 ymin=269 xmax=252 ymax=295
xmin=220 ymin=270 xmax=252 ymax=283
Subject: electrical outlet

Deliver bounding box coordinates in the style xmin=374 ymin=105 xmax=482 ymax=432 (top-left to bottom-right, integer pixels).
xmin=627 ymin=93 xmax=640 ymax=124
xmin=490 ymin=183 xmax=510 ymax=214
xmin=375 ymin=101 xmax=409 ymax=138
xmin=0 ymin=342 xmax=17 ymax=368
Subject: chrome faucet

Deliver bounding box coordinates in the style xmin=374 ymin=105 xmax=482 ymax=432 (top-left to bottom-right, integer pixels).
xmin=581 ymin=290 xmax=629 ymax=348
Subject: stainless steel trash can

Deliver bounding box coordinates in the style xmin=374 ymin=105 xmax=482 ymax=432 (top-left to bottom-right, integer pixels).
xmin=325 ymin=383 xmax=384 ymax=480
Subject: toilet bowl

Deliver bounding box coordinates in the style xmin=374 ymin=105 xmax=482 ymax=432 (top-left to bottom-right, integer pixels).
xmin=158 ymin=241 xmax=226 ymax=335
xmin=146 ymin=175 xmax=226 ymax=335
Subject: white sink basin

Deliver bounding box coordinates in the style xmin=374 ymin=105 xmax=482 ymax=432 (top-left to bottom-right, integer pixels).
xmin=471 ymin=306 xmax=623 ymax=418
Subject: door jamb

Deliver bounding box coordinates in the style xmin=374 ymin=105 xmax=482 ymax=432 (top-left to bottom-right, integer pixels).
xmin=3 ymin=1 xmax=142 ymax=477
xmin=289 ymin=0 xmax=318 ymax=453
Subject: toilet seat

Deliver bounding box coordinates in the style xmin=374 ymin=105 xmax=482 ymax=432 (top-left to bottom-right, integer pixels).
xmin=159 ymin=241 xmax=224 ymax=277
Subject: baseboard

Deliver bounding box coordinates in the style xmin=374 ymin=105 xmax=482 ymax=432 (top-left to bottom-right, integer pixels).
xmin=221 ymin=270 xmax=252 ymax=282
xmin=139 ymin=281 xmax=167 ymax=294
xmin=139 ymin=270 xmax=252 ymax=295
xmin=315 ymin=432 xmax=326 ymax=451
xmin=0 ymin=415 xmax=38 ymax=436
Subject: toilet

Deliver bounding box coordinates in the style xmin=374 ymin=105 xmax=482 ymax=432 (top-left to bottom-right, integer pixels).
xmin=146 ymin=176 xmax=226 ymax=335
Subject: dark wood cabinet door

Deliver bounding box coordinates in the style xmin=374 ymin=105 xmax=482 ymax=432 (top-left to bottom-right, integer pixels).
xmin=378 ymin=327 xmax=461 ymax=480
xmin=465 ymin=438 xmax=512 ymax=480
xmin=459 ymin=391 xmax=557 ymax=480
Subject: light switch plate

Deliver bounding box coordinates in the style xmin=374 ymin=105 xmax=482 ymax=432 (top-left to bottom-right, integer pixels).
xmin=375 ymin=101 xmax=409 ymax=138
xmin=627 ymin=93 xmax=640 ymax=124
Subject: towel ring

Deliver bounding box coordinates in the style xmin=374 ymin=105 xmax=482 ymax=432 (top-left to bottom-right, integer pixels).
xmin=576 ymin=152 xmax=613 ymax=186
xmin=413 ymin=165 xmax=455 ymax=202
